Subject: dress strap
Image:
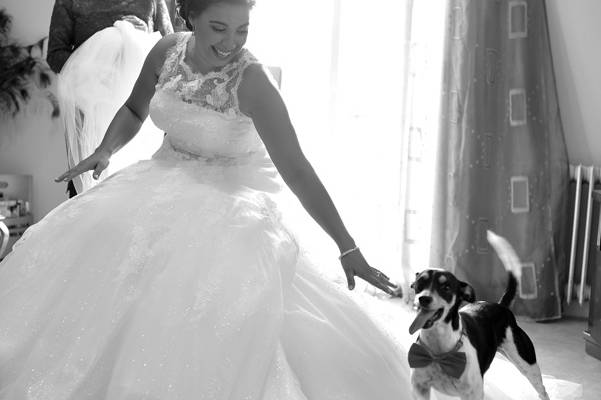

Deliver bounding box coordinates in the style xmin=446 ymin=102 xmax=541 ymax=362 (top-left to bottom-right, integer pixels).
xmin=157 ymin=32 xmax=190 ymax=86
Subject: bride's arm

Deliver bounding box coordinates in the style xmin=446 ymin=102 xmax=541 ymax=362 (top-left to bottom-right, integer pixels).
xmin=95 ymin=35 xmax=176 ymax=156
xmin=56 ymin=35 xmax=177 ymax=182
xmin=238 ymin=64 xmax=396 ymax=295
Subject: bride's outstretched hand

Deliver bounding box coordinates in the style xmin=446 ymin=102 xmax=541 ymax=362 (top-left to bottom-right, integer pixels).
xmin=55 ymin=150 xmax=111 ymax=183
xmin=340 ymin=250 xmax=398 ymax=296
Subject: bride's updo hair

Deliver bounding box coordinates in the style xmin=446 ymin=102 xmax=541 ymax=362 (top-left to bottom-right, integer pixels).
xmin=176 ymin=0 xmax=256 ymax=31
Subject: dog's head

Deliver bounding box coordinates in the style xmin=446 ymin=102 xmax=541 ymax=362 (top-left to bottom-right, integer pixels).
xmin=408 ymin=268 xmax=476 ymax=334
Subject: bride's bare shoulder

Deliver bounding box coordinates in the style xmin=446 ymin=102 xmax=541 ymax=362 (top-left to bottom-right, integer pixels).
xmin=146 ymin=33 xmax=186 ymax=73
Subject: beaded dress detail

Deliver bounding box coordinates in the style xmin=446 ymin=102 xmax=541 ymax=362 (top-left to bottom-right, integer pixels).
xmin=0 ymin=32 xmax=412 ymax=399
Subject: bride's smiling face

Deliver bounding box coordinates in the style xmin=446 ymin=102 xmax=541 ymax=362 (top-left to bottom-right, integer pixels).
xmin=188 ymin=3 xmax=250 ymax=71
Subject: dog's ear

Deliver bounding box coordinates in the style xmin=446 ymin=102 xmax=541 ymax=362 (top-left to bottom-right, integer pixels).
xmin=459 ymin=281 xmax=476 ymax=303
xmin=410 ymin=272 xmax=420 ymax=289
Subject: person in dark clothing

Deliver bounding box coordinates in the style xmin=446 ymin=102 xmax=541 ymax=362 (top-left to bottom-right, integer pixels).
xmin=47 ymin=0 xmax=173 ymax=198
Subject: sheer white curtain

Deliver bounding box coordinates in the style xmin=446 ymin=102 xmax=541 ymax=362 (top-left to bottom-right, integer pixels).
xmin=399 ymin=0 xmax=447 ymax=294
xmin=246 ymin=0 xmax=446 ymax=290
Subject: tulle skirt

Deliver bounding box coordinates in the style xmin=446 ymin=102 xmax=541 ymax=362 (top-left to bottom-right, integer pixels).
xmin=57 ymin=20 xmax=164 ymax=194
xmin=0 ymin=155 xmax=411 ymax=399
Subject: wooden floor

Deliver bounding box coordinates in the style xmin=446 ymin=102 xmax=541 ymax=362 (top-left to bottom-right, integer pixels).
xmin=519 ymin=317 xmax=601 ymax=400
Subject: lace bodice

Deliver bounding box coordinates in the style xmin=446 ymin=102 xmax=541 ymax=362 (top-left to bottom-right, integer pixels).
xmin=149 ymin=32 xmax=265 ymax=162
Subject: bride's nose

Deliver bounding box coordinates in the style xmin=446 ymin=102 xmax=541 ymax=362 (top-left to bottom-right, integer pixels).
xmin=219 ymin=34 xmax=237 ymax=50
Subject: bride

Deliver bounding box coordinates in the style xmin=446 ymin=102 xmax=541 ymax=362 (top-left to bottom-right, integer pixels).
xmin=0 ymin=0 xmax=409 ymax=398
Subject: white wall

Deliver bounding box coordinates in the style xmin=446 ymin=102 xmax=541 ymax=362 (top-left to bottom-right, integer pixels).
xmin=2 ymin=0 xmax=54 ymax=44
xmin=0 ymin=0 xmax=66 ymax=222
xmin=546 ymin=0 xmax=601 ymax=167
xmin=0 ymin=116 xmax=68 ymax=222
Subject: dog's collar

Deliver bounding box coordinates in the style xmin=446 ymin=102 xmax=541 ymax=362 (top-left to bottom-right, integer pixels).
xmin=416 ymin=330 xmax=464 ymax=354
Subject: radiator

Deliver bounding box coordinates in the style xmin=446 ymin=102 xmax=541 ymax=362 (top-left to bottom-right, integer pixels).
xmin=567 ymin=164 xmax=601 ymax=304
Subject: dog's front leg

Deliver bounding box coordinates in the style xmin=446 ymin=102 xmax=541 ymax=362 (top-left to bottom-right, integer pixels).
xmin=411 ymin=384 xmax=431 ymax=400
xmin=411 ymin=372 xmax=432 ymax=400
xmin=459 ymin=385 xmax=484 ymax=400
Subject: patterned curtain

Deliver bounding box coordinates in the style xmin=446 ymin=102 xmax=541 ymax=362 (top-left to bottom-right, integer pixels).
xmin=430 ymin=0 xmax=569 ymax=320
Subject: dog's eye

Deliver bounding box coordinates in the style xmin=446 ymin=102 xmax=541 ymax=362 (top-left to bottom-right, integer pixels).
xmin=441 ymin=285 xmax=451 ymax=292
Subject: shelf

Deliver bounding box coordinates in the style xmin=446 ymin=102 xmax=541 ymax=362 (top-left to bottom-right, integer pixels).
xmin=0 ymin=215 xmax=32 ymax=225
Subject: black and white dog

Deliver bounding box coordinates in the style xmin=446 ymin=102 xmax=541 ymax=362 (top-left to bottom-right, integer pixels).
xmin=408 ymin=231 xmax=549 ymax=400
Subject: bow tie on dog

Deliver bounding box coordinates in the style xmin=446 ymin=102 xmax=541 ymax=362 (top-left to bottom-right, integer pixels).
xmin=408 ymin=337 xmax=466 ymax=379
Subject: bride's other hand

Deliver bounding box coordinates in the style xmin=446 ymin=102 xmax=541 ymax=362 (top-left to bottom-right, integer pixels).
xmin=54 ymin=34 xmax=177 ymax=186
xmin=340 ymin=250 xmax=398 ymax=296
xmin=55 ymin=150 xmax=111 ymax=183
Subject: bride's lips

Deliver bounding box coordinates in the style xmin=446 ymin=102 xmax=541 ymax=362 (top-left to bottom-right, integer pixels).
xmin=409 ymin=307 xmax=444 ymax=334
xmin=212 ymin=46 xmax=236 ymax=59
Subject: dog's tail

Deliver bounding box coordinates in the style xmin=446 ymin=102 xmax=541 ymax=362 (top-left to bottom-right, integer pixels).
xmin=499 ymin=272 xmax=518 ymax=308
xmin=487 ymin=230 xmax=521 ymax=307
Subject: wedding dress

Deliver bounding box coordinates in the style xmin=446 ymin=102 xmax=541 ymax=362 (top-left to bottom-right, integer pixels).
xmin=0 ymin=32 xmax=410 ymax=399
xmin=0 ymin=31 xmax=582 ymax=400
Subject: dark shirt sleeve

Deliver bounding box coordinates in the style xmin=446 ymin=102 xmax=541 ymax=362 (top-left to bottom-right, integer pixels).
xmin=154 ymin=0 xmax=174 ymax=35
xmin=47 ymin=0 xmax=75 ymax=73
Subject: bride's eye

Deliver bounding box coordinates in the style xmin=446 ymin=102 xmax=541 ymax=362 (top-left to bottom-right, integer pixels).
xmin=211 ymin=26 xmax=226 ymax=32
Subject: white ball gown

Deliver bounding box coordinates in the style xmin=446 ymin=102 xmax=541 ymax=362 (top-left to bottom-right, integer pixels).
xmin=0 ymin=32 xmax=410 ymax=399
xmin=0 ymin=31 xmax=582 ymax=400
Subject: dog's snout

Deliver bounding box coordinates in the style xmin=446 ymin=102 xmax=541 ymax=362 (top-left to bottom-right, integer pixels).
xmin=418 ymin=296 xmax=433 ymax=307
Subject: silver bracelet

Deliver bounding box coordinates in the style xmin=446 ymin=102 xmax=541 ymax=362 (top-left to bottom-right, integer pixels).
xmin=338 ymin=246 xmax=359 ymax=260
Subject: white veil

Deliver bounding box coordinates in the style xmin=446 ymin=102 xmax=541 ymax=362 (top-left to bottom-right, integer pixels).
xmin=57 ymin=20 xmax=164 ymax=194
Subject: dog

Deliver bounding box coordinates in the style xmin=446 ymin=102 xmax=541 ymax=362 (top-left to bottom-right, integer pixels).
xmin=408 ymin=231 xmax=549 ymax=400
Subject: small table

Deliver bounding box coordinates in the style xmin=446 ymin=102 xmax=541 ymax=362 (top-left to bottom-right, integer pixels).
xmin=584 ymin=190 xmax=601 ymax=360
